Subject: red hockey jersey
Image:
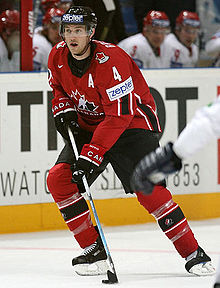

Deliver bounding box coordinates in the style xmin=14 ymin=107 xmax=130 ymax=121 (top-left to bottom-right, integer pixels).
xmin=48 ymin=40 xmax=161 ymax=151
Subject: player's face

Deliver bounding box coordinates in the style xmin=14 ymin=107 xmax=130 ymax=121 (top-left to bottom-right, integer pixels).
xmin=63 ymin=24 xmax=92 ymax=59
xmin=47 ymin=23 xmax=62 ymax=46
xmin=143 ymin=26 xmax=168 ymax=48
xmin=177 ymin=25 xmax=199 ymax=47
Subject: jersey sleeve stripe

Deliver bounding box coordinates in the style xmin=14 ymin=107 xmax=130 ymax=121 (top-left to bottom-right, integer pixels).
xmin=136 ymin=108 xmax=153 ymax=130
xmin=130 ymin=92 xmax=134 ymax=115
xmin=137 ymin=103 xmax=161 ymax=132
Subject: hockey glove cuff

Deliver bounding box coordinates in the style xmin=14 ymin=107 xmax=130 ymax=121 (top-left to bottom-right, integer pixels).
xmin=52 ymin=97 xmax=79 ymax=140
xmin=72 ymin=144 xmax=107 ymax=183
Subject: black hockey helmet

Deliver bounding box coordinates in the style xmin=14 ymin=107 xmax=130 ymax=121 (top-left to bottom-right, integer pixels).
xmin=60 ymin=6 xmax=97 ymax=36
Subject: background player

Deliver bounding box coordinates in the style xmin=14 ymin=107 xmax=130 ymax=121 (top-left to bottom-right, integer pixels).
xmin=33 ymin=7 xmax=63 ymax=71
xmin=41 ymin=0 xmax=72 ymax=13
xmin=118 ymin=10 xmax=171 ymax=68
xmin=47 ymin=5 xmax=214 ymax=277
xmin=0 ymin=9 xmax=20 ymax=72
xmin=205 ymin=30 xmax=220 ymax=67
xmin=164 ymin=10 xmax=200 ymax=67
xmin=132 ymin=97 xmax=220 ymax=286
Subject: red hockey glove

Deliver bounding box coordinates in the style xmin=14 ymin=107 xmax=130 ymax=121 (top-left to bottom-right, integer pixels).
xmin=72 ymin=144 xmax=107 ymax=183
xmin=52 ymin=96 xmax=79 ymax=140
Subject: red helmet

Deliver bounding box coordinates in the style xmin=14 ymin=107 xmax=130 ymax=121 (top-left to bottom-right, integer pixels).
xmin=41 ymin=0 xmax=60 ymax=12
xmin=41 ymin=0 xmax=72 ymax=11
xmin=143 ymin=10 xmax=170 ymax=28
xmin=43 ymin=7 xmax=64 ymax=25
xmin=0 ymin=10 xmax=20 ymax=34
xmin=176 ymin=11 xmax=200 ymax=28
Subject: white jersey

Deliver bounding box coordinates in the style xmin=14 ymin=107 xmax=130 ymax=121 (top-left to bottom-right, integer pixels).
xmin=173 ymin=97 xmax=220 ymax=159
xmin=0 ymin=36 xmax=20 ymax=72
xmin=205 ymin=30 xmax=220 ymax=67
xmin=118 ymin=33 xmax=171 ymax=69
xmin=164 ymin=33 xmax=198 ymax=67
xmin=33 ymin=29 xmax=52 ymax=71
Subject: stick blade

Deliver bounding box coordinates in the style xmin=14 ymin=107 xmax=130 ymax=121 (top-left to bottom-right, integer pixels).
xmin=102 ymin=270 xmax=118 ymax=284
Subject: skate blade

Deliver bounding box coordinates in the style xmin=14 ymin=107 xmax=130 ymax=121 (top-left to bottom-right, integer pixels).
xmin=74 ymin=260 xmax=109 ymax=276
xmin=189 ymin=261 xmax=215 ymax=276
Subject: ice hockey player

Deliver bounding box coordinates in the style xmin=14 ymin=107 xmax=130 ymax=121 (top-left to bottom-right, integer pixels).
xmin=47 ymin=5 xmax=214 ymax=277
xmin=205 ymin=30 xmax=220 ymax=67
xmin=41 ymin=0 xmax=72 ymax=13
xmin=118 ymin=10 xmax=171 ymax=68
xmin=164 ymin=10 xmax=200 ymax=67
xmin=132 ymin=98 xmax=220 ymax=278
xmin=33 ymin=7 xmax=63 ymax=71
xmin=0 ymin=9 xmax=20 ymax=72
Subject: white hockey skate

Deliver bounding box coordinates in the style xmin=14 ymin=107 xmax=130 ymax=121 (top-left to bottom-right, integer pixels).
xmin=185 ymin=246 xmax=215 ymax=276
xmin=72 ymin=236 xmax=109 ymax=276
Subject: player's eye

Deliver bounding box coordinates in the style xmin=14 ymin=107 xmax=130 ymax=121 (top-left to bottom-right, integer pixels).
xmin=65 ymin=28 xmax=72 ymax=34
xmin=75 ymin=29 xmax=83 ymax=34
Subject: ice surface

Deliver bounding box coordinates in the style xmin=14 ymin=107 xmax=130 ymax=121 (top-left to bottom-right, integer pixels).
xmin=0 ymin=218 xmax=219 ymax=288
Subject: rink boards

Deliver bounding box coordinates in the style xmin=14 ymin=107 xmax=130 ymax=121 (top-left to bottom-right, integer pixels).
xmin=0 ymin=69 xmax=220 ymax=233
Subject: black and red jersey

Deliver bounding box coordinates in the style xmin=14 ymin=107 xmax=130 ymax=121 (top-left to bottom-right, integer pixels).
xmin=48 ymin=40 xmax=161 ymax=151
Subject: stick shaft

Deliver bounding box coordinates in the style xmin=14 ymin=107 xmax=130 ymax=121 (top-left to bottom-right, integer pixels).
xmin=67 ymin=128 xmax=118 ymax=277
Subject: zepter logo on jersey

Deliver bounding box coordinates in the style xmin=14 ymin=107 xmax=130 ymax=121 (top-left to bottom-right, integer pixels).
xmin=106 ymin=76 xmax=134 ymax=101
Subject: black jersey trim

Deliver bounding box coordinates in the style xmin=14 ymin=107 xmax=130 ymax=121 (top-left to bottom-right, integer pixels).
xmin=121 ymin=94 xmax=130 ymax=115
xmin=137 ymin=102 xmax=160 ymax=132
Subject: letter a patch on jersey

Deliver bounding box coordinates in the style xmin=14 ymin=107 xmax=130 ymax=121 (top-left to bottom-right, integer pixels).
xmin=95 ymin=52 xmax=109 ymax=64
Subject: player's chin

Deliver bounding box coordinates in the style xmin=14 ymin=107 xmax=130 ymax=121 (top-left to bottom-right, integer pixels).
xmin=69 ymin=45 xmax=78 ymax=53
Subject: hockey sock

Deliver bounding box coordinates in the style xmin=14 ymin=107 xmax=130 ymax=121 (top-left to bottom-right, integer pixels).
xmin=136 ymin=185 xmax=198 ymax=258
xmin=47 ymin=163 xmax=98 ymax=248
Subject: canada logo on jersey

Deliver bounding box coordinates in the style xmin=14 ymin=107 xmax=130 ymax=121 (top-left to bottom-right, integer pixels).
xmin=70 ymin=89 xmax=99 ymax=114
xmin=95 ymin=52 xmax=109 ymax=64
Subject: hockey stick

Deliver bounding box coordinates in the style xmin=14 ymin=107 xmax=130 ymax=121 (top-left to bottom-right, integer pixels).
xmin=68 ymin=127 xmax=119 ymax=284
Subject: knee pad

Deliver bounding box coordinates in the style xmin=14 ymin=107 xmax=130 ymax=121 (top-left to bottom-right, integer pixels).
xmin=47 ymin=163 xmax=78 ymax=202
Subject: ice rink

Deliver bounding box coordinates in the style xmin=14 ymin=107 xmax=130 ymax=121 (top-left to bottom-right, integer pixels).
xmin=1 ymin=218 xmax=220 ymax=288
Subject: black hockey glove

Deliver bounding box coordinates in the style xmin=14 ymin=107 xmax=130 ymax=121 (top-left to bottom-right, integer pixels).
xmin=54 ymin=111 xmax=79 ymax=140
xmin=131 ymin=142 xmax=182 ymax=195
xmin=72 ymin=143 xmax=107 ymax=184
xmin=52 ymin=96 xmax=79 ymax=140
xmin=71 ymin=158 xmax=96 ymax=183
